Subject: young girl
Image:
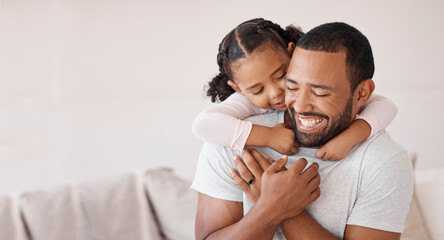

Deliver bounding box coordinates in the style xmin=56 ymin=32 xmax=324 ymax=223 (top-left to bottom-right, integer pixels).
xmin=192 ymin=18 xmax=397 ymax=161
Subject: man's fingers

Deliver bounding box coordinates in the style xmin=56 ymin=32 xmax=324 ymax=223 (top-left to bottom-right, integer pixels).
xmin=230 ymin=168 xmax=250 ymax=191
xmin=310 ymin=187 xmax=321 ymax=202
xmin=302 ymin=162 xmax=319 ymax=182
xmin=250 ymin=149 xmax=271 ymax=171
xmin=234 ymin=155 xmax=254 ymax=183
xmin=266 ymin=155 xmax=288 ymax=174
xmin=308 ymin=173 xmax=321 ymax=192
xmin=290 ymin=158 xmax=308 ymax=174
xmin=241 ymin=149 xmax=263 ymax=179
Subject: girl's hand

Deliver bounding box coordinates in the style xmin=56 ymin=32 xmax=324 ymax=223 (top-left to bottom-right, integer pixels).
xmin=268 ymin=123 xmax=299 ymax=155
xmin=315 ymin=135 xmax=353 ymax=161
xmin=315 ymin=119 xmax=371 ymax=161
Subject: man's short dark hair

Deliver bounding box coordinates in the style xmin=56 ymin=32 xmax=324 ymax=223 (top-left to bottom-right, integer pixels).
xmin=296 ymin=22 xmax=374 ymax=92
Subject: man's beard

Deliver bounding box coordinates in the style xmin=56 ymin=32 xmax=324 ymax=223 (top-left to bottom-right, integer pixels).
xmin=288 ymin=97 xmax=354 ymax=147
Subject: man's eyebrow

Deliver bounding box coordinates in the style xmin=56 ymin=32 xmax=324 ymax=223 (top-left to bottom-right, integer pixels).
xmin=309 ymin=83 xmax=332 ymax=90
xmin=246 ymin=83 xmax=261 ymax=90
xmin=285 ymin=77 xmax=332 ymax=90
xmin=285 ymin=77 xmax=297 ymax=84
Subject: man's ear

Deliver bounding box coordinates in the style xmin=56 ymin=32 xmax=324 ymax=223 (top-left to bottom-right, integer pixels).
xmin=287 ymin=42 xmax=295 ymax=56
xmin=227 ymin=80 xmax=241 ymax=93
xmin=354 ymin=79 xmax=375 ymax=108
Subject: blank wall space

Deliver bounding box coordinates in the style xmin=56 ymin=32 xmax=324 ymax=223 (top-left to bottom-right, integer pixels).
xmin=0 ymin=0 xmax=443 ymax=194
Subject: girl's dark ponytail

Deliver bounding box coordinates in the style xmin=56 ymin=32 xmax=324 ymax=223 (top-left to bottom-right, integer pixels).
xmin=206 ymin=72 xmax=234 ymax=103
xmin=284 ymin=25 xmax=304 ymax=44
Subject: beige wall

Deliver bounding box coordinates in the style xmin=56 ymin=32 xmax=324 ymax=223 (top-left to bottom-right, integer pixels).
xmin=1 ymin=0 xmax=443 ymax=194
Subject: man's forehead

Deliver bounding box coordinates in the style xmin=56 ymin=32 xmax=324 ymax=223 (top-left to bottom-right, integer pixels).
xmin=287 ymin=47 xmax=348 ymax=85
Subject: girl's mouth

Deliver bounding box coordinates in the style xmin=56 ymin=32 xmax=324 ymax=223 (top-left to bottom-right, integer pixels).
xmin=274 ymin=100 xmax=286 ymax=108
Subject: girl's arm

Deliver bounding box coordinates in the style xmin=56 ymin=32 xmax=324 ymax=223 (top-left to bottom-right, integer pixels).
xmin=315 ymin=94 xmax=398 ymax=161
xmin=192 ymin=93 xmax=298 ymax=155
xmin=355 ymin=94 xmax=398 ymax=138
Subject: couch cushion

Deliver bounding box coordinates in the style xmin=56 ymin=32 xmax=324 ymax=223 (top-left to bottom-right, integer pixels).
xmin=0 ymin=195 xmax=28 ymax=240
xmin=400 ymin=152 xmax=432 ymax=240
xmin=144 ymin=168 xmax=197 ymax=240
xmin=77 ymin=173 xmax=162 ymax=240
xmin=414 ymin=168 xmax=444 ymax=240
xmin=20 ymin=173 xmax=162 ymax=240
xmin=401 ymin=193 xmax=431 ymax=240
xmin=20 ymin=185 xmax=88 ymax=240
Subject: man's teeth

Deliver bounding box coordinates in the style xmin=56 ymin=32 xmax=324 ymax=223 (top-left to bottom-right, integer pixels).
xmin=299 ymin=118 xmax=323 ymax=127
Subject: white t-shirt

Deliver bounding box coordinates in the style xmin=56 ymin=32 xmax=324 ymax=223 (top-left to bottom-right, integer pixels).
xmin=191 ymin=111 xmax=413 ymax=239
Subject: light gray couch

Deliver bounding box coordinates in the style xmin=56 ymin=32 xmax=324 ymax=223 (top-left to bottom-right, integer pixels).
xmin=0 ymin=165 xmax=440 ymax=240
xmin=0 ymin=168 xmax=197 ymax=240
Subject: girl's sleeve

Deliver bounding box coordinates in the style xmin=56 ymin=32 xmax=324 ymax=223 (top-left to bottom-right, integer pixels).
xmin=356 ymin=94 xmax=398 ymax=138
xmin=192 ymin=92 xmax=272 ymax=150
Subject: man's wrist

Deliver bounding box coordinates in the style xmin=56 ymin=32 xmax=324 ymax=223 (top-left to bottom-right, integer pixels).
xmin=254 ymin=197 xmax=286 ymax=228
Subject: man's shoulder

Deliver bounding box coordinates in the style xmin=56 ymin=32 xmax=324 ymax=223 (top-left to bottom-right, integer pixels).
xmin=192 ymin=142 xmax=243 ymax=201
xmin=363 ymin=131 xmax=408 ymax=161
xmin=245 ymin=111 xmax=283 ymax=127
xmin=199 ymin=142 xmax=240 ymax=164
xmin=353 ymin=130 xmax=412 ymax=174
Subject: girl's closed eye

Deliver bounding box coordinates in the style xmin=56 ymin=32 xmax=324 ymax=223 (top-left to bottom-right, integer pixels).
xmin=277 ymin=72 xmax=286 ymax=80
xmin=253 ymin=87 xmax=264 ymax=95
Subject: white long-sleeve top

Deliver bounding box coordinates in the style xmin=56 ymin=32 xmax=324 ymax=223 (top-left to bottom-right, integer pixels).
xmin=192 ymin=92 xmax=397 ymax=150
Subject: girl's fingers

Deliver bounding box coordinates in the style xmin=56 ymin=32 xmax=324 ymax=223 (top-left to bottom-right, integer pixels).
xmin=315 ymin=149 xmax=326 ymax=159
xmin=289 ymin=146 xmax=298 ymax=155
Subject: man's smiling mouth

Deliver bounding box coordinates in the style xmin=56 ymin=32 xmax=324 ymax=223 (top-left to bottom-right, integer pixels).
xmin=299 ymin=117 xmax=324 ymax=127
xmin=296 ymin=115 xmax=327 ymax=133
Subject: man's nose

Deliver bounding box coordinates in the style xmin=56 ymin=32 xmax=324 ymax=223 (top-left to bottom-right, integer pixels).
xmin=291 ymin=89 xmax=313 ymax=113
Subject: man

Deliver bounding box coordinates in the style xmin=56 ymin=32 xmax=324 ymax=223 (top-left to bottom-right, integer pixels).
xmin=192 ymin=22 xmax=413 ymax=239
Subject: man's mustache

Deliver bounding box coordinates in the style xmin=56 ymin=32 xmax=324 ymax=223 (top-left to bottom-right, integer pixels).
xmin=289 ymin=106 xmax=329 ymax=120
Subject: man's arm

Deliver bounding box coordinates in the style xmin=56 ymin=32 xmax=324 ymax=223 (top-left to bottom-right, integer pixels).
xmin=195 ymin=193 xmax=280 ymax=240
xmin=232 ymin=149 xmax=409 ymax=240
xmin=280 ymin=211 xmax=400 ymax=240
xmin=195 ymin=154 xmax=320 ymax=240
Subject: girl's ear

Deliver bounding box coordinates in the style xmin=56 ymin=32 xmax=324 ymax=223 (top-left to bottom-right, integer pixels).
xmin=287 ymin=42 xmax=295 ymax=55
xmin=354 ymin=79 xmax=375 ymax=109
xmin=227 ymin=80 xmax=241 ymax=93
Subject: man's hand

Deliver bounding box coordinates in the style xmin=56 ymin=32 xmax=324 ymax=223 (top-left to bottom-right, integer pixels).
xmin=231 ymin=149 xmax=321 ymax=220
xmin=230 ymin=149 xmax=278 ymax=204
